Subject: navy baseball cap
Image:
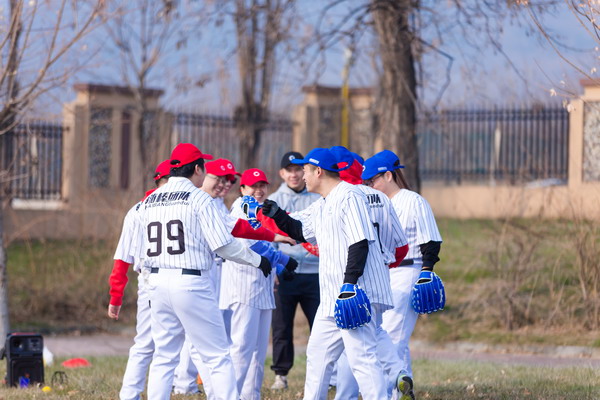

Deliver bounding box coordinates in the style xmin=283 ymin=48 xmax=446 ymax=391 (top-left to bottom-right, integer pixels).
xmin=280 ymin=151 xmax=304 ymax=168
xmin=291 ymin=147 xmax=350 ymax=172
xmin=361 ymin=150 xmax=405 ymax=180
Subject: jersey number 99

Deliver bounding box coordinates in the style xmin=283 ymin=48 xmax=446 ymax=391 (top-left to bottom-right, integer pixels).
xmin=147 ymin=220 xmax=186 ymax=257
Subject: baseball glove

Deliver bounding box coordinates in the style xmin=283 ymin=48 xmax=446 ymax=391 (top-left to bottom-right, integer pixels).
xmin=411 ymin=271 xmax=446 ymax=314
xmin=241 ymin=195 xmax=262 ymax=229
xmin=334 ymin=283 xmax=372 ymax=329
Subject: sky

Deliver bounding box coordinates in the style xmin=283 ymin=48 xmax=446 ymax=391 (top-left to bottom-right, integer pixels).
xmin=28 ymin=1 xmax=600 ymax=118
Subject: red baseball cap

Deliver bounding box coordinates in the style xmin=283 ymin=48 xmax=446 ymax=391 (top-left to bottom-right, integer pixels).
xmin=170 ymin=143 xmax=213 ymax=167
xmin=205 ymin=158 xmax=241 ymax=177
xmin=154 ymin=159 xmax=172 ymax=181
xmin=241 ymin=168 xmax=269 ymax=186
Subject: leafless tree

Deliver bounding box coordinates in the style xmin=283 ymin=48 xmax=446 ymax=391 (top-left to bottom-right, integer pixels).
xmin=0 ymin=0 xmax=106 ymax=342
xmin=101 ymin=0 xmax=193 ymax=180
xmin=303 ymin=0 xmax=556 ymax=192
xmin=232 ymin=0 xmax=296 ymax=169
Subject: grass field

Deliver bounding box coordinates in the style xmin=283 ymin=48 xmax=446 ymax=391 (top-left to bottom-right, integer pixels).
xmin=0 ymin=355 xmax=597 ymax=399
xmin=5 ymin=217 xmax=600 ymax=347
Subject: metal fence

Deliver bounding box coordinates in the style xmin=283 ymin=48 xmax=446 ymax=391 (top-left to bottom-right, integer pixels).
xmin=0 ymin=121 xmax=63 ymax=200
xmin=173 ymin=112 xmax=294 ymax=181
xmin=417 ymin=106 xmax=569 ymax=184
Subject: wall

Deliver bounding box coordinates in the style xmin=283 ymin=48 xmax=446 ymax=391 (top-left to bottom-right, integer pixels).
xmin=5 ymin=84 xmax=169 ymax=242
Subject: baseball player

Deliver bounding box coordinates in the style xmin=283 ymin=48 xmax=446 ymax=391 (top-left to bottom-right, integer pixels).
xmin=220 ymin=168 xmax=298 ymax=400
xmin=172 ymin=158 xmax=292 ymax=398
xmin=107 ymin=159 xmax=171 ymax=400
xmin=131 ymin=143 xmax=273 ymax=400
xmin=362 ymin=150 xmax=443 ymax=400
xmin=172 ymin=158 xmax=243 ymax=397
xmin=268 ymin=151 xmax=321 ymax=390
xmin=261 ymin=147 xmax=394 ymax=400
xmin=327 ymin=146 xmax=412 ymax=399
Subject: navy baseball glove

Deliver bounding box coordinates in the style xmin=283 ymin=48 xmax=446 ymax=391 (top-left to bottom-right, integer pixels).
xmin=241 ymin=195 xmax=262 ymax=229
xmin=334 ymin=283 xmax=372 ymax=329
xmin=411 ymin=271 xmax=446 ymax=314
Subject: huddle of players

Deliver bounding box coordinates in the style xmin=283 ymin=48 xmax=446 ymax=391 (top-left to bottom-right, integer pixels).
xmin=107 ymin=143 xmax=442 ymax=400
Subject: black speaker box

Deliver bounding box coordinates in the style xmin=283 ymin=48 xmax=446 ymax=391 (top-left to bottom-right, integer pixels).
xmin=5 ymin=332 xmax=44 ymax=387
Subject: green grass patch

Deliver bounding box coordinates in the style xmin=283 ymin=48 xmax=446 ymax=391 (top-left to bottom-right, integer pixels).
xmin=0 ymin=356 xmax=596 ymax=399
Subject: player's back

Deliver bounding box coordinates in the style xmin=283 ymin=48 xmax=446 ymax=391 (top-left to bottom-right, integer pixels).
xmin=356 ymin=185 xmax=407 ymax=265
xmin=390 ymin=189 xmax=442 ymax=260
xmin=140 ymin=176 xmax=227 ymax=270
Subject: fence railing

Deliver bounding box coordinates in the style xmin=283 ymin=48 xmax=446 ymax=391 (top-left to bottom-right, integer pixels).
xmin=0 ymin=106 xmax=571 ymax=200
xmin=0 ymin=121 xmax=63 ymax=200
xmin=172 ymin=112 xmax=294 ymax=181
xmin=417 ymin=106 xmax=569 ymax=184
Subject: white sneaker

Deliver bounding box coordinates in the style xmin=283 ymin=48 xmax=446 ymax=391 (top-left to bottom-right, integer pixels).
xmin=396 ymin=373 xmax=415 ymax=400
xmin=270 ymin=375 xmax=288 ymax=390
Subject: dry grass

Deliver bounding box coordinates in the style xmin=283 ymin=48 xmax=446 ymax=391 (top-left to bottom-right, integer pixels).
xmin=5 ymin=218 xmax=600 ymax=347
xmin=0 ymin=355 xmax=597 ymax=399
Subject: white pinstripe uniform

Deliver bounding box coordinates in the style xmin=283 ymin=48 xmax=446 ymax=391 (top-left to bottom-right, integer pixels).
xmin=218 ymin=196 xmax=275 ymax=400
xmin=113 ymin=201 xmax=155 ymax=400
xmin=173 ymin=197 xmax=236 ymax=398
xmin=333 ymin=185 xmax=410 ymax=399
xmin=133 ymin=176 xmax=263 ymax=400
xmin=382 ymin=189 xmax=442 ymax=378
xmin=291 ymin=181 xmax=393 ymax=400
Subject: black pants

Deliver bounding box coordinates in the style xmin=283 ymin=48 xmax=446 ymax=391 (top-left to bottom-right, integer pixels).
xmin=271 ymin=273 xmax=320 ymax=376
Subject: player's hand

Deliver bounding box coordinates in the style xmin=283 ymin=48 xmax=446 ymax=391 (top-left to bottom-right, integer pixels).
xmin=282 ymin=257 xmax=298 ymax=281
xmin=261 ymin=199 xmax=280 ymax=218
xmin=258 ymin=256 xmax=272 ymax=277
xmin=274 ymin=233 xmax=296 ymax=245
xmin=108 ymin=304 xmax=121 ymax=320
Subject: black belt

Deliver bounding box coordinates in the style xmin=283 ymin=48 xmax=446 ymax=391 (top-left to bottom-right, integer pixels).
xmin=150 ymin=267 xmax=202 ymax=276
xmin=399 ymin=259 xmax=414 ymax=266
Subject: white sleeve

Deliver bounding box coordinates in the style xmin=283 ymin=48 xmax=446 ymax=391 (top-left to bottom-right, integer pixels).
xmin=198 ymin=201 xmax=234 ymax=251
xmin=341 ymin=193 xmax=376 ymax=245
xmin=414 ymin=195 xmax=442 ymax=244
xmin=113 ymin=204 xmax=138 ymax=263
xmin=214 ymin=240 xmax=262 ymax=267
xmin=290 ymin=198 xmax=321 ymax=243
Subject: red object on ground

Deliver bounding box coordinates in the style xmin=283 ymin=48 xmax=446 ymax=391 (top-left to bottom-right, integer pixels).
xmin=62 ymin=358 xmax=92 ymax=368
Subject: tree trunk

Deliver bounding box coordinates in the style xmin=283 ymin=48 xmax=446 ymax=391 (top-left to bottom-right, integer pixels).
xmin=371 ymin=0 xmax=421 ymax=192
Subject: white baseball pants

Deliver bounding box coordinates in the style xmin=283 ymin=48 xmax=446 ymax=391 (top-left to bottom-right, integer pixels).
xmin=119 ymin=271 xmax=154 ymax=400
xmin=381 ymin=265 xmax=421 ymax=377
xmin=303 ymin=306 xmax=387 ymax=400
xmin=332 ymin=304 xmax=404 ymax=399
xmin=228 ymin=303 xmax=272 ymax=400
xmin=146 ymin=269 xmax=238 ymax=400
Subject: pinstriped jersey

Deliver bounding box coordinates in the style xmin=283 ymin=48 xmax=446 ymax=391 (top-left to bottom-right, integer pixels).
xmin=292 ymin=181 xmax=393 ymax=317
xmin=390 ymin=189 xmax=442 ymax=260
xmin=133 ymin=177 xmax=233 ymax=270
xmin=114 ymin=203 xmax=139 ymax=267
xmin=357 ymin=185 xmax=408 ymax=264
xmin=219 ymin=197 xmax=275 ymax=310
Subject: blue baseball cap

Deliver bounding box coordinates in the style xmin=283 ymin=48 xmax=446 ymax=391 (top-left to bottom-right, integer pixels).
xmin=361 ymin=150 xmax=405 ymax=180
xmin=329 ymin=146 xmax=364 ymax=165
xmin=291 ymin=147 xmax=350 ymax=172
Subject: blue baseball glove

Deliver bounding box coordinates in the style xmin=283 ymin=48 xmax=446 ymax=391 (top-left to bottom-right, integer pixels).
xmin=334 ymin=283 xmax=372 ymax=329
xmin=411 ymin=271 xmax=446 ymax=314
xmin=241 ymin=195 xmax=262 ymax=229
